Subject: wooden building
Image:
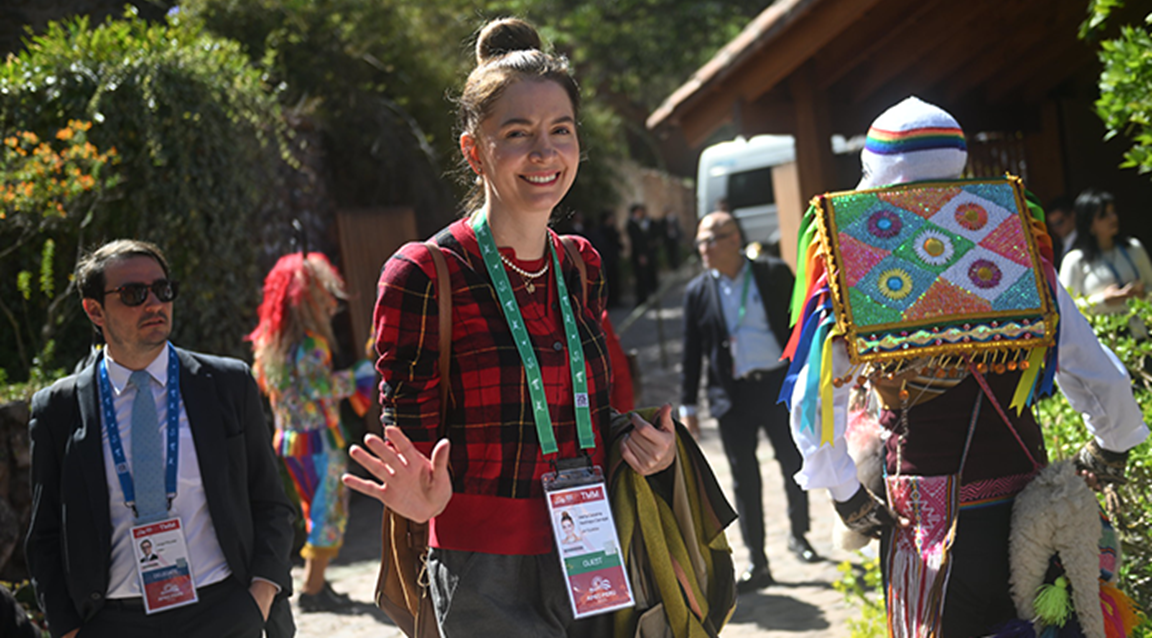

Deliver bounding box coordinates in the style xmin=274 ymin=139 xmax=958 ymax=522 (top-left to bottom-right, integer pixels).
xmin=647 ymin=0 xmax=1152 ymax=268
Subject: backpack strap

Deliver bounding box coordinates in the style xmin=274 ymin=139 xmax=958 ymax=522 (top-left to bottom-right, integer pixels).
xmin=424 ymin=241 xmax=452 ymax=433
xmin=559 ymin=236 xmax=587 ymax=309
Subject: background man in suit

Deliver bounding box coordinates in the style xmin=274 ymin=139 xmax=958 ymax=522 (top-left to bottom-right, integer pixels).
xmin=26 ymin=239 xmax=296 ymax=638
xmin=679 ymin=212 xmax=816 ymax=593
xmin=626 ymin=203 xmax=659 ymax=305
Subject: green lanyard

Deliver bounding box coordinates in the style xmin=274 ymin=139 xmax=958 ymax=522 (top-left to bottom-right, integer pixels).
xmin=471 ymin=212 xmax=595 ymax=454
xmin=735 ymin=265 xmax=753 ymax=329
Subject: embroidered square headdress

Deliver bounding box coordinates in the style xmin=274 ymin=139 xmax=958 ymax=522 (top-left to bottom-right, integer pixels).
xmin=782 ymin=174 xmax=1061 ymax=422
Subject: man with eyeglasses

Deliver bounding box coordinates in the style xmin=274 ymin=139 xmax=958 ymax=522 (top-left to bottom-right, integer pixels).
xmin=26 ymin=239 xmax=296 ymax=638
xmin=679 ymin=212 xmax=817 ymax=594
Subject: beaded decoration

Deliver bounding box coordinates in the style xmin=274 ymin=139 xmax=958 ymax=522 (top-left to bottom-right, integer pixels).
xmin=781 ymin=176 xmax=1062 ymax=443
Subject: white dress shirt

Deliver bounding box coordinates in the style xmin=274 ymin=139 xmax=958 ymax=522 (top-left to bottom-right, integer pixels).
xmin=1059 ymin=237 xmax=1152 ymax=314
xmin=101 ymin=346 xmax=231 ymax=598
xmin=787 ymin=284 xmax=1151 ymax=502
xmin=715 ymin=262 xmax=785 ymax=378
xmin=680 ymin=263 xmax=786 ymax=421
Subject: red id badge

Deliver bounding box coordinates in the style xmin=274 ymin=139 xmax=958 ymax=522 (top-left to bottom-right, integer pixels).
xmin=131 ymin=518 xmax=199 ymax=614
xmin=543 ymin=465 xmax=635 ymax=619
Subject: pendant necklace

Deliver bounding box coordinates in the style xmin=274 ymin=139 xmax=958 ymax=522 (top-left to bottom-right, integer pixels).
xmin=500 ymin=252 xmax=549 ymax=293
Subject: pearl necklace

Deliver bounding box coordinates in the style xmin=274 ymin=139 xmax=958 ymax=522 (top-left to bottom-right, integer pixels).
xmin=499 ymin=252 xmax=549 ymax=293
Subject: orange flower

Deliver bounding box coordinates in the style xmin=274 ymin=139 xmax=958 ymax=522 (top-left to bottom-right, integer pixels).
xmin=56 ymin=128 xmax=74 ymax=141
xmin=3 ymin=137 xmax=17 ymax=148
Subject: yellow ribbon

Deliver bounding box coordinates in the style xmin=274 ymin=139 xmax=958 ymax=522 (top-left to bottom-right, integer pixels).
xmin=1010 ymin=347 xmax=1047 ymax=414
xmin=820 ymin=326 xmax=843 ymax=447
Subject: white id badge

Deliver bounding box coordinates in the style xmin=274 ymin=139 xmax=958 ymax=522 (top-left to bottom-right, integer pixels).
xmin=542 ymin=464 xmax=634 ymax=619
xmin=131 ymin=518 xmax=199 ymax=614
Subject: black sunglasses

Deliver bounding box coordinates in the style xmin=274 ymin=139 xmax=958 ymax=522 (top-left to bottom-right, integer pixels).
xmin=102 ymin=279 xmax=180 ymax=306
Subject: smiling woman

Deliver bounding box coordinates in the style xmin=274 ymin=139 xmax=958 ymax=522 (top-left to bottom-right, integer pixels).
xmin=343 ymin=17 xmax=676 ymax=638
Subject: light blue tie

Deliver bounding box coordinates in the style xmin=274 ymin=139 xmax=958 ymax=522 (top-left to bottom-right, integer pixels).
xmin=129 ymin=370 xmax=167 ymax=523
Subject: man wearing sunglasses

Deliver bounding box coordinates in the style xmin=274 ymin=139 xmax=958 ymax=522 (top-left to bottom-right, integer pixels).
xmin=26 ymin=239 xmax=296 ymax=638
xmin=679 ymin=212 xmax=817 ymax=594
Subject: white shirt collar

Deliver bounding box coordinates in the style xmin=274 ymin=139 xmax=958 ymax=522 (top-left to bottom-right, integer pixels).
xmin=708 ymin=260 xmax=750 ymax=284
xmin=103 ymin=344 xmax=171 ymax=395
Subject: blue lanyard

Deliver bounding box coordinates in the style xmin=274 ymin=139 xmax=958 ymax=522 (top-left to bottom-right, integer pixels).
xmin=97 ymin=343 xmax=181 ymax=519
xmin=1102 ymin=244 xmax=1137 ymax=286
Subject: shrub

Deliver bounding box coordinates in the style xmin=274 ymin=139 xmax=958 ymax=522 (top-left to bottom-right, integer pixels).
xmin=1036 ymin=297 xmax=1152 ymax=622
xmin=0 ymin=9 xmax=289 ymax=379
xmin=1 ymin=120 xmax=120 ymax=380
xmin=178 ymin=0 xmax=461 ymax=237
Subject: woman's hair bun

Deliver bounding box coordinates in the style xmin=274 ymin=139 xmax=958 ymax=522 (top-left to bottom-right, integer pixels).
xmin=476 ymin=18 xmax=542 ymax=65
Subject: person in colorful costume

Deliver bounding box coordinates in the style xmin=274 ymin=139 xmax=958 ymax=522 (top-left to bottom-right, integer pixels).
xmin=783 ymin=96 xmax=1149 ymax=637
xmin=248 ymin=251 xmax=373 ymax=612
xmin=342 ymin=18 xmax=677 ymax=637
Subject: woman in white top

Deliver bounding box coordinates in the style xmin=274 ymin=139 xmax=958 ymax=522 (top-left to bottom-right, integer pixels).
xmin=1059 ymin=189 xmax=1152 ymax=314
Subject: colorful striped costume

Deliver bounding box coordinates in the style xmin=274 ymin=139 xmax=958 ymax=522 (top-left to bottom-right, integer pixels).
xmin=265 ymin=332 xmax=373 ymax=558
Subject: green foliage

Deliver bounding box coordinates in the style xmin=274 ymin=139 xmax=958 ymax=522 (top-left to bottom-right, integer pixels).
xmin=179 ymin=0 xmax=462 ymax=236
xmin=839 ymin=298 xmax=1152 ymax=635
xmin=183 ymin=0 xmax=753 ymax=225
xmin=1081 ymin=1 xmax=1152 ymax=177
xmin=0 ymin=580 xmax=48 ymax=637
xmin=474 ymin=0 xmax=758 ymax=167
xmin=834 ymin=556 xmax=887 ymax=638
xmin=1 ymin=119 xmax=120 ymax=374
xmin=1035 ymin=296 xmax=1152 ymax=613
xmin=0 ymin=9 xmax=288 ymax=380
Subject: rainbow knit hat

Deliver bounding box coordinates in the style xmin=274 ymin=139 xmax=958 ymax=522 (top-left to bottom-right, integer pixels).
xmin=858 ymin=96 xmax=967 ymax=189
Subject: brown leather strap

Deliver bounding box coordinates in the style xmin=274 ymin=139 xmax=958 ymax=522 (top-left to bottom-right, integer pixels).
xmin=559 ymin=236 xmax=587 ymax=309
xmin=425 ymin=241 xmax=451 ymax=433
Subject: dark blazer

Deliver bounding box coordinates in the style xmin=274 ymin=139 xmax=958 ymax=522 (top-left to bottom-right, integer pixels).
xmin=680 ymin=256 xmax=795 ymax=419
xmin=26 ymin=347 xmax=296 ymax=638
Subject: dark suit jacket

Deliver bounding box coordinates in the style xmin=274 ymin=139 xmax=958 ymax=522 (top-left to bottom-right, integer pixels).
xmin=25 ymin=347 xmax=296 ymax=638
xmin=626 ymin=218 xmax=654 ymax=264
xmin=680 ymin=256 xmax=795 ymax=419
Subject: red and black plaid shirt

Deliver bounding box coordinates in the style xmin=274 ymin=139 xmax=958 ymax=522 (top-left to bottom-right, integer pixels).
xmin=374 ymin=218 xmax=612 ymax=554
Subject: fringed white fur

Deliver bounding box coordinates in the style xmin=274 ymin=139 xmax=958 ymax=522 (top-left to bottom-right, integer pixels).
xmin=1009 ymin=460 xmax=1106 ymax=638
xmin=834 ymin=401 xmax=888 ymax=551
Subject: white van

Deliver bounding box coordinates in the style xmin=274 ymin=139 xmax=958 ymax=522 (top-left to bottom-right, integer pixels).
xmin=696 ymin=135 xmax=796 ymax=250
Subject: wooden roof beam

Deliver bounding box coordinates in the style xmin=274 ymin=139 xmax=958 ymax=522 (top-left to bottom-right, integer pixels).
xmin=813 ymin=0 xmax=943 ymax=90
xmin=876 ymin=0 xmax=1027 ymax=109
xmin=841 ymin=0 xmax=998 ymax=106
xmin=732 ymin=0 xmax=885 ymax=106
xmin=661 ymin=0 xmax=884 ymax=146
xmin=985 ymin=10 xmax=1092 ymax=104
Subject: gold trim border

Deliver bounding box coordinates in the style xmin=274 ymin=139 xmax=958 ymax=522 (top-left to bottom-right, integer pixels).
xmin=811 ymin=175 xmax=1058 ymax=366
